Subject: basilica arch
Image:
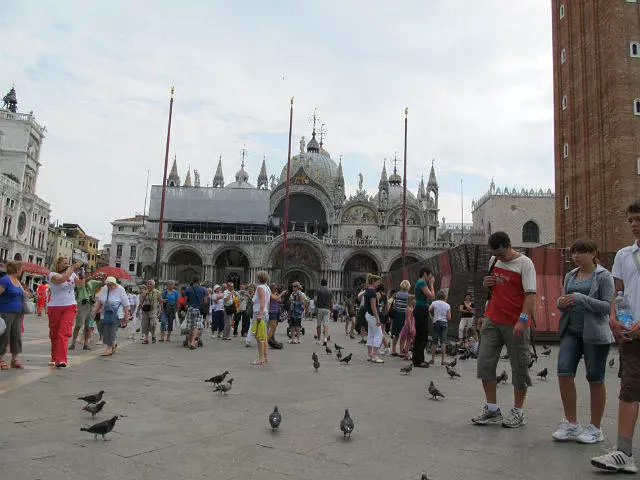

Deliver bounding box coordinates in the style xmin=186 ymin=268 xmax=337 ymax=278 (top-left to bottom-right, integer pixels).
xmin=167 ymin=248 xmax=203 ymax=286
xmin=213 ymin=247 xmax=251 ymax=287
xmin=272 ymin=192 xmax=329 ymax=236
xmin=387 ymin=254 xmax=423 ymax=273
xmin=342 ymin=251 xmax=382 ymax=295
xmin=267 ymin=238 xmax=325 ymax=294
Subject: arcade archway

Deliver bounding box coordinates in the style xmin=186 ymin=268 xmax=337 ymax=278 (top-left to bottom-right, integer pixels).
xmin=214 ymin=248 xmax=250 ymax=287
xmin=343 ymin=252 xmax=380 ymax=295
xmin=168 ymin=249 xmax=203 ymax=285
xmin=388 ymin=255 xmax=421 ymax=273
xmin=273 ymin=193 xmax=328 ymax=236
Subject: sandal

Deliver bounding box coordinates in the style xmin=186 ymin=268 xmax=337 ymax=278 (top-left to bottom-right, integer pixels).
xmin=0 ymin=359 xmax=8 ymax=370
xmin=142 ymin=339 xmax=149 ymax=344
xmin=189 ymin=345 xmax=196 ymax=350
xmin=10 ymin=360 xmax=24 ymax=369
xmin=251 ymin=359 xmax=263 ymax=365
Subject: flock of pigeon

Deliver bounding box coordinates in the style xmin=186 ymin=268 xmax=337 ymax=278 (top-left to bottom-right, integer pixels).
xmin=77 ymin=390 xmax=119 ymax=440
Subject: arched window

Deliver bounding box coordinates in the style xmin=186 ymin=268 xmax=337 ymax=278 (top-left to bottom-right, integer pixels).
xmin=560 ymin=48 xmax=566 ymax=64
xmin=560 ymin=4 xmax=565 ymax=19
xmin=631 ymin=41 xmax=640 ymax=58
xmin=635 ymin=99 xmax=640 ymax=116
xmin=562 ymin=95 xmax=567 ymax=110
xmin=522 ymin=221 xmax=540 ymax=243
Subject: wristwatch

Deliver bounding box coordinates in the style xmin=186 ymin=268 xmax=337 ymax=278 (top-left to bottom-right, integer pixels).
xmin=518 ymin=313 xmax=529 ymax=323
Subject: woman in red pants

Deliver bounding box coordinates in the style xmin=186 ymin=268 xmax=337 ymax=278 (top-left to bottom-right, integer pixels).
xmin=47 ymin=256 xmax=85 ymax=368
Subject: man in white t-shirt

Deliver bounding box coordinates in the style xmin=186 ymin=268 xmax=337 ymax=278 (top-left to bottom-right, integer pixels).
xmin=591 ymin=201 xmax=640 ymax=474
xmin=429 ymin=290 xmax=451 ymax=365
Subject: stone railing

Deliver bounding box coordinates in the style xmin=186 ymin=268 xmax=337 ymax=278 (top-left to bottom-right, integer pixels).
xmin=0 ymin=110 xmax=46 ymax=134
xmin=162 ymin=231 xmax=274 ymax=243
xmin=322 ymin=236 xmax=456 ymax=249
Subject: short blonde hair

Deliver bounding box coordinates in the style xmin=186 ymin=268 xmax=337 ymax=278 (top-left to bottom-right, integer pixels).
xmin=256 ymin=270 xmax=269 ymax=284
xmin=292 ymin=281 xmax=301 ymax=289
xmin=55 ymin=256 xmax=68 ymax=271
xmin=366 ymin=273 xmax=381 ymax=285
xmin=6 ymin=260 xmax=21 ymax=275
xmin=399 ymin=279 xmax=411 ymax=291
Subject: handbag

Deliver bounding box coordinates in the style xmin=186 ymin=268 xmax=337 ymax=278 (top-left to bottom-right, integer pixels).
xmin=22 ymin=294 xmax=35 ymax=315
xmin=102 ymin=291 xmax=119 ymax=325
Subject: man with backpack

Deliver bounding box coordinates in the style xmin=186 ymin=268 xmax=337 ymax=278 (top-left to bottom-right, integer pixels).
xmin=184 ymin=276 xmax=208 ymax=350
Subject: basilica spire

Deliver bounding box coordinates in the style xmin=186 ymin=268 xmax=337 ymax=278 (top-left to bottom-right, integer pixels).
xmin=168 ymin=155 xmax=180 ymax=187
xmin=428 ymin=159 xmax=438 ymax=187
xmin=333 ymin=155 xmax=345 ymax=207
xmin=378 ymin=159 xmax=389 ymax=189
xmin=257 ymin=156 xmax=268 ymax=190
xmin=213 ymin=155 xmax=224 ymax=188
xmin=183 ymin=167 xmax=192 ymax=187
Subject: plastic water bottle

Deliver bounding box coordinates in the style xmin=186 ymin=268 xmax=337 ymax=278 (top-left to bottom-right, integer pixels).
xmin=615 ymin=291 xmax=635 ymax=329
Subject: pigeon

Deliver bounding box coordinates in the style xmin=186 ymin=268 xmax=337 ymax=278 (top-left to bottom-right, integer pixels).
xmin=421 ymin=474 xmax=432 ymax=480
xmin=313 ymin=358 xmax=320 ymax=372
xmin=537 ymin=368 xmax=548 ymax=380
xmin=500 ymin=353 xmax=510 ymax=360
xmin=325 ymin=346 xmax=333 ymax=355
xmin=340 ymin=408 xmax=354 ymax=438
xmin=214 ymin=378 xmax=234 ymax=394
xmin=427 ymin=381 xmax=445 ymax=400
xmin=542 ymin=344 xmax=549 ymax=350
xmin=447 ymin=357 xmax=457 ymax=369
xmin=339 ymin=353 xmax=353 ymax=365
xmin=496 ymin=370 xmax=509 ymax=385
xmin=609 ymin=358 xmax=615 ymax=368
xmin=268 ymin=406 xmax=282 ymax=430
xmin=205 ymin=370 xmax=229 ymax=385
xmin=334 ymin=343 xmax=344 ymax=352
xmin=78 ymin=390 xmax=105 ymax=404
xmin=81 ymin=415 xmax=118 ymax=440
xmin=541 ymin=349 xmax=551 ymax=356
xmin=459 ymin=352 xmax=470 ymax=361
xmin=336 ymin=350 xmax=343 ymax=361
xmin=400 ymin=364 xmax=413 ymax=375
xmin=446 ymin=365 xmax=461 ymax=379
xmin=349 ymin=332 xmax=356 ymax=339
xmin=82 ymin=400 xmax=106 ymax=419
xmin=528 ymin=358 xmax=535 ymax=370
xmin=312 ymin=352 xmax=319 ymax=363
xmin=359 ymin=338 xmax=367 ymax=344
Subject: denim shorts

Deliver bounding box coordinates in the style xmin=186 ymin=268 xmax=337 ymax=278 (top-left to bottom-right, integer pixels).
xmin=432 ymin=321 xmax=448 ymax=344
xmin=557 ymin=333 xmax=610 ymax=383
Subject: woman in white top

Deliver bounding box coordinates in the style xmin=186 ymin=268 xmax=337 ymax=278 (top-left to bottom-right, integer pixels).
xmin=429 ymin=289 xmax=451 ymax=365
xmin=127 ymin=287 xmax=140 ymax=340
xmin=47 ymin=256 xmax=85 ymax=368
xmin=251 ymin=271 xmax=271 ymax=365
xmin=92 ymin=277 xmax=130 ymax=356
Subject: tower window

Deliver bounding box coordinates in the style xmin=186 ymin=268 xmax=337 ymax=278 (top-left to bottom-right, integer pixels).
xmin=564 ymin=195 xmax=570 ymax=210
xmin=635 ymin=99 xmax=640 ymax=116
xmin=560 ymin=4 xmax=565 ymax=19
xmin=563 ymin=143 xmax=569 ymax=158
xmin=562 ymin=95 xmax=567 ymax=110
xmin=561 ymin=48 xmax=566 ymax=64
xmin=637 ymin=157 xmax=640 ymax=175
xmin=522 ymin=221 xmax=540 ymax=243
xmin=631 ymin=42 xmax=640 ymax=58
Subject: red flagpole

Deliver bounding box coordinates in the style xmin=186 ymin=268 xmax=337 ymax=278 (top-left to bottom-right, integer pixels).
xmin=282 ymin=97 xmax=294 ymax=281
xmin=401 ymin=107 xmax=408 ymax=271
xmin=154 ymin=86 xmax=174 ymax=283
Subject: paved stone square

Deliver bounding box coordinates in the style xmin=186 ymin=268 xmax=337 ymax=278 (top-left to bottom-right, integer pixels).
xmin=0 ymin=315 xmax=630 ymax=479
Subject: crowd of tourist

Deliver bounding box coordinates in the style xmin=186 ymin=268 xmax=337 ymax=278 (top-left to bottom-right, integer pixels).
xmin=2 ymin=200 xmax=640 ymax=474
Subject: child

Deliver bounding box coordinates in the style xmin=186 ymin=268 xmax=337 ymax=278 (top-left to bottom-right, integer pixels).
xmin=429 ymin=289 xmax=451 ymax=365
xmin=399 ymin=295 xmax=416 ymax=359
xmin=288 ymin=282 xmax=307 ymax=344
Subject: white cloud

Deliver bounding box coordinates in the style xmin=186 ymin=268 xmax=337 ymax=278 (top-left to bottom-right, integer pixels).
xmin=0 ymin=0 xmax=553 ymax=242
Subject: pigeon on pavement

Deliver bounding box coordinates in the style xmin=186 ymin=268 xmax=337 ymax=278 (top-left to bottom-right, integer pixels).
xmin=541 ymin=349 xmax=551 ymax=356
xmin=82 ymin=400 xmax=106 ymax=419
xmin=359 ymin=338 xmax=367 ymax=344
xmin=446 ymin=365 xmax=461 ymax=379
xmin=312 ymin=352 xmax=318 ymax=363
xmin=496 ymin=370 xmax=509 ymax=385
xmin=542 ymin=344 xmax=549 ymax=350
xmin=400 ymin=364 xmax=413 ymax=375
xmin=421 ymin=474 xmax=432 ymax=480
xmin=269 ymin=406 xmax=282 ymax=430
xmin=325 ymin=345 xmax=333 ymax=355
xmin=447 ymin=358 xmax=457 ymax=368
xmin=78 ymin=390 xmax=105 ymax=404
xmin=334 ymin=343 xmax=344 ymax=351
xmin=609 ymin=358 xmax=615 ymax=368
xmin=537 ymin=368 xmax=548 ymax=380
xmin=427 ymin=381 xmax=445 ymax=400
xmin=81 ymin=415 xmax=118 ymax=440
xmin=205 ymin=371 xmax=229 ymax=385
xmin=313 ymin=358 xmax=320 ymax=372
xmin=339 ymin=353 xmax=353 ymax=365
xmin=336 ymin=350 xmax=343 ymax=361
xmin=214 ymin=378 xmax=234 ymax=394
xmin=340 ymin=409 xmax=354 ymax=438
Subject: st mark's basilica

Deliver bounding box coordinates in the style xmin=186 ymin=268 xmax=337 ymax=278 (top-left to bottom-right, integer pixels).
xmin=111 ymin=126 xmax=450 ymax=298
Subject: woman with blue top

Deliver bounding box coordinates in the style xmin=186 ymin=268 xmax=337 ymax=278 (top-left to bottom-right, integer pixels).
xmin=553 ymin=238 xmax=614 ymax=445
xmin=92 ymin=276 xmax=130 ymax=357
xmin=0 ymin=261 xmax=27 ymax=370
xmin=161 ymin=281 xmax=179 ymax=343
xmin=364 ymin=273 xmax=384 ymax=363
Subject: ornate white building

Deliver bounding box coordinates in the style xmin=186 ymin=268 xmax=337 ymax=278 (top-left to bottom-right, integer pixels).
xmin=110 ymin=127 xmax=452 ymax=297
xmin=0 ymin=86 xmax=51 ymax=268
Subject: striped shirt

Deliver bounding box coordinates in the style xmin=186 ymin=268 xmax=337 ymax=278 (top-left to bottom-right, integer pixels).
xmin=394 ymin=291 xmax=409 ymax=313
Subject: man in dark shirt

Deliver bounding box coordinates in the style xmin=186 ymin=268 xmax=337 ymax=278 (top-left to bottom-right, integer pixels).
xmin=184 ymin=276 xmax=209 ymax=349
xmin=314 ymin=278 xmax=332 ymax=345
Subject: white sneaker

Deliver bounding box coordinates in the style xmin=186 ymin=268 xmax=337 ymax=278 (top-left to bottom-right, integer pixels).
xmin=576 ymin=424 xmax=604 ymax=444
xmin=591 ymin=449 xmax=638 ymax=473
xmin=552 ymin=419 xmax=581 ymax=441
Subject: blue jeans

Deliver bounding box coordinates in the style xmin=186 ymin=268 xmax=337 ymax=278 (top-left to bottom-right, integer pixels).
xmin=557 ymin=333 xmax=610 ymax=383
xmin=432 ymin=321 xmax=448 ymax=345
xmin=211 ymin=310 xmax=224 ymax=332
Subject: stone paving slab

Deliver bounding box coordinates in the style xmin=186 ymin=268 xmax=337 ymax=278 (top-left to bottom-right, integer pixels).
xmin=0 ymin=315 xmax=634 ymax=479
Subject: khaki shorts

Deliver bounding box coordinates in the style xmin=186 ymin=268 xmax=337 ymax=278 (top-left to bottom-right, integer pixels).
xmin=477 ymin=317 xmax=532 ymax=389
xmin=317 ymin=308 xmax=331 ymax=326
xmin=74 ymin=302 xmax=93 ymax=329
xmin=619 ymin=341 xmax=640 ymax=403
xmin=251 ymin=318 xmax=267 ymax=342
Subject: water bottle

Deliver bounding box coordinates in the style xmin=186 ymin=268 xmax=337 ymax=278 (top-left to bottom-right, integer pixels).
xmin=614 ymin=291 xmax=635 ymax=329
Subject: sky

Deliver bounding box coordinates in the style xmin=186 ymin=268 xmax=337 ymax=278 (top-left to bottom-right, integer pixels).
xmin=0 ymin=1 xmax=554 ymax=245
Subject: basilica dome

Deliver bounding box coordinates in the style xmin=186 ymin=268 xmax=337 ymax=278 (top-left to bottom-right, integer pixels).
xmin=227 ymin=162 xmax=255 ymax=189
xmin=279 ymin=132 xmax=339 ymax=190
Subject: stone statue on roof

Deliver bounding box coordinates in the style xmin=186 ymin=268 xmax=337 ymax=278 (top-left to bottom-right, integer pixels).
xmin=358 ymin=173 xmax=363 ymax=191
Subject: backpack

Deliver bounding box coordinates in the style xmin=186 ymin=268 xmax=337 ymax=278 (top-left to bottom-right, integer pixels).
xmin=289 ymin=292 xmax=304 ymax=318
